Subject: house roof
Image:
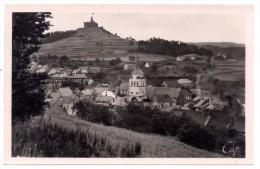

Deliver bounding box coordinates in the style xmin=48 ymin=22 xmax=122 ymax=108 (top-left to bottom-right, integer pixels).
xmin=179 ymin=88 xmax=193 ymax=98
xmin=59 ymin=87 xmax=73 ymax=97
xmin=145 ymin=86 xmax=156 ymax=98
xmin=95 ymin=96 xmax=113 ymax=102
xmin=153 ymin=87 xmax=181 ymax=99
xmin=194 ymin=98 xmax=209 ymax=108
xmin=120 ymin=82 xmax=129 ymax=91
xmin=81 ymin=89 xmax=93 ymax=96
xmin=151 ymin=94 xmax=175 ymax=103
xmin=162 ymin=80 xmax=178 ymax=86
xmin=177 ymin=78 xmax=193 ymax=84
xmin=68 ymin=74 xmax=87 ymax=79
xmin=131 ymin=67 xmax=144 ymax=75
xmin=48 ymin=68 xmax=60 ymax=75
xmin=192 ymin=96 xmax=201 ymax=102
xmin=51 ymin=73 xmax=67 ymax=78
xmin=94 ymin=87 xmax=110 ymax=94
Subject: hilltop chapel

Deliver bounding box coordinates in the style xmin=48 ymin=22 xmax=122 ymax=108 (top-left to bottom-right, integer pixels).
xmin=84 ymin=17 xmax=98 ymax=28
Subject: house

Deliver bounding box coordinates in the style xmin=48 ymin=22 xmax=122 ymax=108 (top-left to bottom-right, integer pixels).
xmin=177 ymin=78 xmax=194 ymax=88
xmin=144 ymin=62 xmax=150 ymax=68
xmin=50 ymin=73 xmax=67 ymax=84
xmin=48 ymin=68 xmax=60 ymax=76
xmin=62 ymin=97 xmax=78 ymax=116
xmin=210 ymin=96 xmax=228 ymax=110
xmin=119 ymin=82 xmax=129 ymax=95
xmin=81 ymin=88 xmax=93 ymax=98
xmin=124 ymin=63 xmax=136 ymax=70
xmin=64 ymin=68 xmax=72 ymax=75
xmin=214 ymin=54 xmax=226 ymax=60
xmin=93 ymin=87 xmax=110 ymax=96
xmin=176 ymin=88 xmax=193 ymax=106
xmin=152 ymin=87 xmax=181 ymax=100
xmin=59 ymin=87 xmax=73 ymax=97
xmin=193 ymin=98 xmax=210 ymax=111
xmin=88 ymin=79 xmax=94 ymax=85
xmin=112 ymin=95 xmax=128 ymax=106
xmin=89 ymin=66 xmax=101 ymax=73
xmin=79 ymin=66 xmax=89 ymax=74
xmin=176 ymin=56 xmax=185 ymax=61
xmin=95 ymin=96 xmax=113 ymax=106
xmin=150 ymin=94 xmax=175 ymax=109
xmin=101 ymin=91 xmax=116 ymax=99
xmin=72 ymin=69 xmax=81 ymax=74
xmin=161 ymin=80 xmax=179 ymax=88
xmin=67 ymin=74 xmax=88 ymax=84
xmin=36 ymin=68 xmax=47 ymax=73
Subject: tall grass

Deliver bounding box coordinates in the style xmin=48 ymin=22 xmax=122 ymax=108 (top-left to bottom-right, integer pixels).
xmin=41 ymin=109 xmax=224 ymax=158
xmin=12 ymin=119 xmax=141 ymax=157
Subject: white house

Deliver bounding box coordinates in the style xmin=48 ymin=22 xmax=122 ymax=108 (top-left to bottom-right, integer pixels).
xmin=101 ymin=91 xmax=116 ymax=99
xmin=88 ymin=79 xmax=94 ymax=85
xmin=144 ymin=62 xmax=150 ymax=68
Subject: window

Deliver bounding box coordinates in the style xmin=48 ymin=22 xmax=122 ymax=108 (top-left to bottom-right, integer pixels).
xmin=131 ymin=81 xmax=133 ymax=86
xmin=137 ymin=81 xmax=138 ymax=86
xmin=131 ymin=92 xmax=133 ymax=94
xmin=136 ymin=92 xmax=138 ymax=94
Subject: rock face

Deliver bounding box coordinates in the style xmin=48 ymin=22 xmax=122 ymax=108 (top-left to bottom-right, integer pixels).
xmin=35 ymin=17 xmax=137 ymax=59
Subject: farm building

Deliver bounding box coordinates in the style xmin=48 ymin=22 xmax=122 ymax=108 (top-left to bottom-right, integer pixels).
xmin=59 ymin=87 xmax=73 ymax=97
xmin=177 ymin=78 xmax=194 ymax=88
xmin=101 ymin=90 xmax=116 ymax=99
xmin=67 ymin=74 xmax=88 ymax=84
xmin=161 ymin=80 xmax=179 ymax=88
xmin=93 ymin=87 xmax=110 ymax=96
xmin=95 ymin=96 xmax=113 ymax=106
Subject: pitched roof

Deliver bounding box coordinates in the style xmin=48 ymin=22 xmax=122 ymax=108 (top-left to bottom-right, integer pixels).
xmin=153 ymin=87 xmax=181 ymax=99
xmin=120 ymin=82 xmax=129 ymax=90
xmin=162 ymin=80 xmax=178 ymax=86
xmin=95 ymin=96 xmax=113 ymax=102
xmin=151 ymin=94 xmax=175 ymax=103
xmin=145 ymin=86 xmax=156 ymax=98
xmin=59 ymin=87 xmax=73 ymax=97
xmin=68 ymin=74 xmax=87 ymax=79
xmin=81 ymin=89 xmax=93 ymax=96
xmin=177 ymin=78 xmax=193 ymax=84
xmin=131 ymin=67 xmax=144 ymax=75
xmin=94 ymin=87 xmax=110 ymax=94
xmin=194 ymin=98 xmax=209 ymax=108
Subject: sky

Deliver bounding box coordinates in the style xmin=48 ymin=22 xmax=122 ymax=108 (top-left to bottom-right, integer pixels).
xmin=48 ymin=7 xmax=248 ymax=44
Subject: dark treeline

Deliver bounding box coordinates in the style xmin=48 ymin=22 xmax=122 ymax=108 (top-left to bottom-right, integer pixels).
xmin=137 ymin=38 xmax=213 ymax=56
xmin=43 ymin=30 xmax=77 ymax=43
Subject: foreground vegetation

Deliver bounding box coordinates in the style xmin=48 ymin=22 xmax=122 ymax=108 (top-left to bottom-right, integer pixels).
xmin=72 ymin=101 xmax=245 ymax=156
xmin=39 ymin=108 xmax=224 ymax=157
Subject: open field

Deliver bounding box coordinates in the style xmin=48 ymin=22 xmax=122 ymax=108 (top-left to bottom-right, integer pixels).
xmin=42 ymin=107 xmax=224 ymax=158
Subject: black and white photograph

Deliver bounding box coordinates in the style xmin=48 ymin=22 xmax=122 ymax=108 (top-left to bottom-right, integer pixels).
xmin=2 ymin=3 xmax=256 ymax=165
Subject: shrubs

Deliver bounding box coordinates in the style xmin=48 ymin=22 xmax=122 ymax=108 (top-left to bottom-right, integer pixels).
xmin=73 ymin=100 xmax=113 ymax=126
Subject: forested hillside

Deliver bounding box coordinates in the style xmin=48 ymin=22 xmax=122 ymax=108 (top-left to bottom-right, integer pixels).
xmin=136 ymin=38 xmax=213 ymax=57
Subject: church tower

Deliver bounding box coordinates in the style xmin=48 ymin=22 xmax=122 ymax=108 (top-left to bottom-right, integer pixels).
xmin=128 ymin=60 xmax=146 ymax=101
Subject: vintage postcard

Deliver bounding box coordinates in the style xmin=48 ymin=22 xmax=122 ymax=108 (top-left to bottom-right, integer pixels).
xmin=3 ymin=3 xmax=254 ymax=165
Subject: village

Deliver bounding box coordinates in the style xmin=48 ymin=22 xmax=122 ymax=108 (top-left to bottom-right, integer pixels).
xmin=24 ymin=16 xmax=246 ymax=135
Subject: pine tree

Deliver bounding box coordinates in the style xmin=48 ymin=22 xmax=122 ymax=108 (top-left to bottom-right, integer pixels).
xmin=12 ymin=12 xmax=52 ymax=121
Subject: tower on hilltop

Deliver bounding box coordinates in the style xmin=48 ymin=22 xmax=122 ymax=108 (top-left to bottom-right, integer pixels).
xmin=84 ymin=16 xmax=98 ymax=28
xmin=128 ymin=58 xmax=146 ymax=101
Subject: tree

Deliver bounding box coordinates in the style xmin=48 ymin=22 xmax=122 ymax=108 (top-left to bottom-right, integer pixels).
xmin=12 ymin=12 xmax=52 ymax=121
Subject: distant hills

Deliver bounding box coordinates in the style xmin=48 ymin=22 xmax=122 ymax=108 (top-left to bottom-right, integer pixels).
xmin=189 ymin=42 xmax=245 ymax=60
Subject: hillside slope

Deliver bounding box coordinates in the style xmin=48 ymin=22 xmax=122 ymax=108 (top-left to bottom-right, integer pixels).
xmin=35 ymin=27 xmax=137 ymax=59
xmin=43 ymin=107 xmax=224 ymax=158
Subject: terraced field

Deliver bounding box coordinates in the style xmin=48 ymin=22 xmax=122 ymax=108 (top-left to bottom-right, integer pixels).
xmin=35 ymin=27 xmax=137 ymax=58
xmin=210 ymin=60 xmax=245 ymax=82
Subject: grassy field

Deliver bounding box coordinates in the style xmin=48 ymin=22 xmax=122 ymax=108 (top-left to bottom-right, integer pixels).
xmin=42 ymin=107 xmax=224 ymax=158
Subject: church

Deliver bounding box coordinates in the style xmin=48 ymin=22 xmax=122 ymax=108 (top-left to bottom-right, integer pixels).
xmin=84 ymin=17 xmax=98 ymax=28
xmin=128 ymin=64 xmax=147 ymax=101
